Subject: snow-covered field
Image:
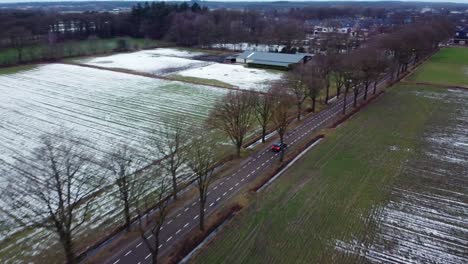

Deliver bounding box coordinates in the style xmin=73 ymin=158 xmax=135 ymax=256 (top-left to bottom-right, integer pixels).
xmin=0 ymin=48 xmax=283 ymax=261
xmin=79 ymin=48 xmax=283 ymax=91
xmin=0 ymin=63 xmax=226 ymax=183
xmin=0 ymin=63 xmax=228 ymax=261
xmin=79 ymin=48 xmax=212 ymax=75
xmin=174 ymin=63 xmax=283 ymax=91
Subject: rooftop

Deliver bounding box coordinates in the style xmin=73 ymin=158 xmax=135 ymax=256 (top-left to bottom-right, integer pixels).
xmin=237 ymin=51 xmax=312 ymax=65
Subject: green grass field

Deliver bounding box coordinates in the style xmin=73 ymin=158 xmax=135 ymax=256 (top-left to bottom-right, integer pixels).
xmin=193 ymin=84 xmax=453 ymax=263
xmin=0 ymin=37 xmax=168 ymax=67
xmin=408 ymin=47 xmax=468 ymax=86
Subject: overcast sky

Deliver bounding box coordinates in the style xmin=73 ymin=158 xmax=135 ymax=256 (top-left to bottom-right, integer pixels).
xmin=0 ymin=0 xmax=467 ymax=4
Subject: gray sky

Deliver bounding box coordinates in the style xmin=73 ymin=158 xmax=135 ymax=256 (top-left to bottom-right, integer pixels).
xmin=0 ymin=0 xmax=467 ymax=3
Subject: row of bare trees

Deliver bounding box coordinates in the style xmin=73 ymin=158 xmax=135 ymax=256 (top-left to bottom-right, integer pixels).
xmin=208 ymin=18 xmax=453 ymax=165
xmin=208 ymin=87 xmax=295 ymax=162
xmin=1 ymin=120 xmax=221 ymax=263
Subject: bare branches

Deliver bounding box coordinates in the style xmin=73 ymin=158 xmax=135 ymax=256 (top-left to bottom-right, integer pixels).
xmin=303 ymin=63 xmax=326 ymax=112
xmin=269 ymin=84 xmax=295 ymax=162
xmin=285 ymin=65 xmax=308 ymax=121
xmin=2 ymin=133 xmax=103 ymax=264
xmin=134 ymin=166 xmax=171 ymax=264
xmin=253 ymin=92 xmax=275 ymax=143
xmin=102 ymin=143 xmax=142 ymax=231
xmin=150 ymin=117 xmax=190 ymax=200
xmin=186 ymin=133 xmax=219 ymax=231
xmin=208 ymin=91 xmax=255 ymax=158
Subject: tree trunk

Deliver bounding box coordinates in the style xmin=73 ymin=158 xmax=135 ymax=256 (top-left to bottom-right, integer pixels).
xmin=172 ymin=171 xmax=178 ymax=200
xmin=153 ymin=232 xmax=160 ymax=264
xmin=62 ymin=234 xmax=76 ymax=264
xmin=279 ymin=134 xmax=285 ymax=162
xmin=17 ymin=47 xmax=23 ymax=63
xmin=342 ymin=90 xmax=348 ymax=115
xmin=124 ymin=203 xmax=131 ymax=231
xmin=364 ymin=83 xmax=369 ymax=101
xmin=373 ymin=81 xmax=377 ymax=95
xmin=312 ymin=96 xmax=316 ymax=112
xmin=236 ymin=141 xmax=242 ymax=158
xmin=261 ymin=126 xmax=266 ymax=143
xmin=296 ymin=103 xmax=302 ymax=121
xmin=152 ymin=253 xmax=158 ymax=264
xmin=336 ymin=85 xmax=341 ymax=98
xmin=325 ymin=84 xmax=330 ymax=104
xmin=353 ymin=89 xmax=358 ymax=108
xmin=199 ymin=198 xmax=205 ymax=231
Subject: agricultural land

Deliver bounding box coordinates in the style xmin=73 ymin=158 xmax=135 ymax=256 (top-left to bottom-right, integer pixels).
xmin=408 ymin=47 xmax=468 ymax=87
xmin=0 ymin=46 xmax=282 ymax=262
xmin=192 ymin=48 xmax=468 ymax=264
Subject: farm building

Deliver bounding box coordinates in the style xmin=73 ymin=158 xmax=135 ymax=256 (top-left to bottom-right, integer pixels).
xmin=454 ymin=28 xmax=468 ymax=45
xmin=236 ymin=51 xmax=312 ymax=69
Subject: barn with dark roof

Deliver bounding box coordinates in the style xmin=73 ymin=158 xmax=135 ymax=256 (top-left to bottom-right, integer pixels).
xmin=236 ymin=51 xmax=312 ymax=69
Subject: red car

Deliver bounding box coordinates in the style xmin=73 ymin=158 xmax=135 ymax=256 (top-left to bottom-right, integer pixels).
xmin=271 ymin=142 xmax=287 ymax=152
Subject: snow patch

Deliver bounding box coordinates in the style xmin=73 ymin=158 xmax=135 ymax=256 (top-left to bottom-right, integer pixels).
xmin=175 ymin=63 xmax=283 ymax=91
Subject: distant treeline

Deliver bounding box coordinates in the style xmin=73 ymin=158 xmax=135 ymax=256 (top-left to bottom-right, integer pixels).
xmin=0 ymin=2 xmax=419 ymax=48
xmin=0 ymin=1 xmax=459 ymax=64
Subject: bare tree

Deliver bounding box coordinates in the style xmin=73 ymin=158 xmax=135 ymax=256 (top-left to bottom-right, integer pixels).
xmin=151 ymin=117 xmax=190 ymax=200
xmin=285 ymin=65 xmax=308 ymax=121
xmin=253 ymin=92 xmax=275 ymax=143
xmin=186 ymin=134 xmax=218 ymax=231
xmin=270 ymin=83 xmax=295 ymax=162
xmin=134 ymin=167 xmax=171 ymax=264
xmin=102 ymin=144 xmax=141 ymax=231
xmin=304 ymin=65 xmax=325 ymax=112
xmin=2 ymin=134 xmax=103 ymax=264
xmin=314 ymin=54 xmax=335 ymax=104
xmin=338 ymin=54 xmax=363 ymax=113
xmin=6 ymin=26 xmax=32 ymax=63
xmin=332 ymin=57 xmax=346 ymax=98
xmin=208 ymin=91 xmax=255 ymax=158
